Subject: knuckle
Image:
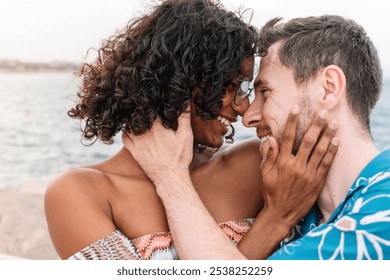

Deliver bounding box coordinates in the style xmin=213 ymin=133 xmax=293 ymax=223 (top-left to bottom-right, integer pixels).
xmin=302 ymin=135 xmax=317 ymax=146
xmin=314 ymin=145 xmax=328 ymax=155
xmin=308 ymin=175 xmax=317 ymax=186
xmin=320 ymin=158 xmax=332 ymax=169
xmin=291 ymin=168 xmax=304 ymax=178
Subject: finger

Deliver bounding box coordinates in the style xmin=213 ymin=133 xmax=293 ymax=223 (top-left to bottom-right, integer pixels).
xmin=259 ymin=137 xmax=270 ymax=169
xmin=306 ymin=119 xmax=338 ymax=175
xmin=295 ymin=109 xmax=329 ymax=166
xmin=177 ymin=103 xmax=192 ymax=133
xmin=183 ymin=103 xmax=191 ymax=114
xmin=315 ymin=137 xmax=339 ymax=183
xmin=280 ymin=105 xmax=300 ymax=157
xmin=122 ymin=131 xmax=131 ymax=142
xmin=121 ymin=132 xmax=135 ymax=150
xmin=261 ymin=136 xmax=279 ymax=173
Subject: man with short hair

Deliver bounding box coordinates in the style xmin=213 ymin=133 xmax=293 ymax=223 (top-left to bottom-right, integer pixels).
xmin=124 ymin=15 xmax=390 ymax=259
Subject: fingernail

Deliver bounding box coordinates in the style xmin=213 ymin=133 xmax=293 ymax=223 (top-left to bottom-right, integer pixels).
xmin=319 ymin=109 xmax=328 ymax=119
xmin=329 ymin=120 xmax=338 ymax=130
xmin=259 ymin=135 xmax=269 ymax=145
xmin=292 ymin=105 xmax=300 ymax=115
xmin=331 ymin=137 xmax=340 ymax=146
xmin=259 ymin=140 xmax=270 ymax=169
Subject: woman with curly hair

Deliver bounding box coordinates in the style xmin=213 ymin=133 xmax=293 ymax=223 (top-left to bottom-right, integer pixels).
xmin=44 ymin=0 xmax=335 ymax=260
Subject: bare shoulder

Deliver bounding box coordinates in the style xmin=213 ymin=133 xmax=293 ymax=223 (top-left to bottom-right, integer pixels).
xmin=44 ymin=167 xmax=116 ymax=259
xmin=218 ymin=137 xmax=261 ymax=166
xmin=195 ymin=137 xmax=263 ymax=220
xmin=209 ymin=137 xmax=263 ymax=191
xmin=45 ymin=167 xmax=111 ymax=208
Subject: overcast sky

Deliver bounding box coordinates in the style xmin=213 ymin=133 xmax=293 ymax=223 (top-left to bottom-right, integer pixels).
xmin=1 ymin=0 xmax=389 ymax=76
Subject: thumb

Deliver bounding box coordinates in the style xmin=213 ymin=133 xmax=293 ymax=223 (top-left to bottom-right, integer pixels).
xmin=177 ymin=103 xmax=192 ymax=133
xmin=121 ymin=132 xmax=134 ymax=149
xmin=260 ymin=136 xmax=279 ymax=173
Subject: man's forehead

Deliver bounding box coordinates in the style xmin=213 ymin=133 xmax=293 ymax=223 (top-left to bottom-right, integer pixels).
xmin=254 ymin=72 xmax=267 ymax=88
xmin=262 ymin=43 xmax=282 ymax=65
xmin=254 ymin=58 xmax=277 ymax=87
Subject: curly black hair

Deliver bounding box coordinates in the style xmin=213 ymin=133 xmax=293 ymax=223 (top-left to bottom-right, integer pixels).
xmin=69 ymin=0 xmax=258 ymax=144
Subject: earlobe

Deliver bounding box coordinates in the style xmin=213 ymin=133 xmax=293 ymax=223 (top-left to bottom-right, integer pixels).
xmin=320 ymin=65 xmax=346 ymax=110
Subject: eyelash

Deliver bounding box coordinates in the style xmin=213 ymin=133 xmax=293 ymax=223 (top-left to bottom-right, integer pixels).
xmin=260 ymin=89 xmax=270 ymax=98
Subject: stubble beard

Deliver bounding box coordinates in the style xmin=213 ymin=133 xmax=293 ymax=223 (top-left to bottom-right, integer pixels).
xmin=293 ymin=100 xmax=316 ymax=155
xmin=277 ymin=96 xmax=316 ymax=155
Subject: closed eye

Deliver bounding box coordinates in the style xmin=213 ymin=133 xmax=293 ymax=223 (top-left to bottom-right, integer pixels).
xmin=260 ymin=88 xmax=270 ymax=98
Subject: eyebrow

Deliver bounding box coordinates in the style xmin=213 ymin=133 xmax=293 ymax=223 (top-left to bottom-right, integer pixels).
xmin=253 ymin=78 xmax=265 ymax=88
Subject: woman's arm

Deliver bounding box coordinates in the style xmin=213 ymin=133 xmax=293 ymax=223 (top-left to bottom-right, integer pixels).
xmin=237 ymin=108 xmax=339 ymax=259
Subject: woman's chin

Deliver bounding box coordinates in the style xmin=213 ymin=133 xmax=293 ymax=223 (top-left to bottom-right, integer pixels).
xmin=207 ymin=138 xmax=224 ymax=149
xmin=195 ymin=134 xmax=226 ymax=149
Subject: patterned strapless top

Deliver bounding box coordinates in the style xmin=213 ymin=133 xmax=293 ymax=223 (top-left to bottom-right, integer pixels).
xmin=69 ymin=218 xmax=254 ymax=260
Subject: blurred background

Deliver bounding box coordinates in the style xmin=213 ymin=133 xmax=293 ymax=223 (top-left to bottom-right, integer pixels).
xmin=0 ymin=0 xmax=389 ymax=259
xmin=1 ymin=0 xmax=389 ymax=190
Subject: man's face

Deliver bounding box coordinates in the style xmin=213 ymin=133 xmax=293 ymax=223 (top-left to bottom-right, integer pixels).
xmin=243 ymin=43 xmax=321 ymax=153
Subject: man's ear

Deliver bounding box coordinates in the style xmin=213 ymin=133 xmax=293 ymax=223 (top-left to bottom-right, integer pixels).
xmin=320 ymin=65 xmax=346 ymax=110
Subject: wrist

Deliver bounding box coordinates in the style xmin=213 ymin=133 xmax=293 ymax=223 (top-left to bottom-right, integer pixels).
xmin=153 ymin=170 xmax=193 ymax=196
xmin=145 ymin=166 xmax=188 ymax=184
xmin=257 ymin=206 xmax=292 ymax=241
xmin=153 ymin=168 xmax=190 ymax=183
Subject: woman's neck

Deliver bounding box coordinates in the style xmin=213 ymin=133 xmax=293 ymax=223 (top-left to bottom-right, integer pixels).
xmin=190 ymin=144 xmax=218 ymax=169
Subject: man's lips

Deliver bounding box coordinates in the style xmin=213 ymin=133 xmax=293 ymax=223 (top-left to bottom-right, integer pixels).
xmin=256 ymin=126 xmax=272 ymax=140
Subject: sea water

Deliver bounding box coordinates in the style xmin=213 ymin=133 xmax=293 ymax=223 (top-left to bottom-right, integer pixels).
xmin=0 ymin=72 xmax=389 ymax=189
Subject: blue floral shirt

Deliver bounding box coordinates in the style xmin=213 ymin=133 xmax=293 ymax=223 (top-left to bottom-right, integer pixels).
xmin=268 ymin=149 xmax=390 ymax=260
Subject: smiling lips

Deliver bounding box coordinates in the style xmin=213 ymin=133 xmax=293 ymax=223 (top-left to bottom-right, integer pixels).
xmin=217 ymin=116 xmax=232 ymax=127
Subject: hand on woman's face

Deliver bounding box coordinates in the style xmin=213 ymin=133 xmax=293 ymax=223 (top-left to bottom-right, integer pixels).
xmin=122 ymin=108 xmax=193 ymax=183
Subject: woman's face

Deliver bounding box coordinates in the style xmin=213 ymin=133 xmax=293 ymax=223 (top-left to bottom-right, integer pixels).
xmin=191 ymin=56 xmax=255 ymax=148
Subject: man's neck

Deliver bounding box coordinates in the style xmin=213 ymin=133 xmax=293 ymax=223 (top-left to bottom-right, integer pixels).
xmin=317 ymin=124 xmax=379 ymax=222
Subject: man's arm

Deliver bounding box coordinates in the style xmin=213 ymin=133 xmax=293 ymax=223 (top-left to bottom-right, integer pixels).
xmin=155 ymin=170 xmax=246 ymax=259
xmin=122 ymin=109 xmax=245 ymax=259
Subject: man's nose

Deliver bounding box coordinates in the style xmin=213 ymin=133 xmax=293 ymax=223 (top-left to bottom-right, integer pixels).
xmin=242 ymin=101 xmax=262 ymax=128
